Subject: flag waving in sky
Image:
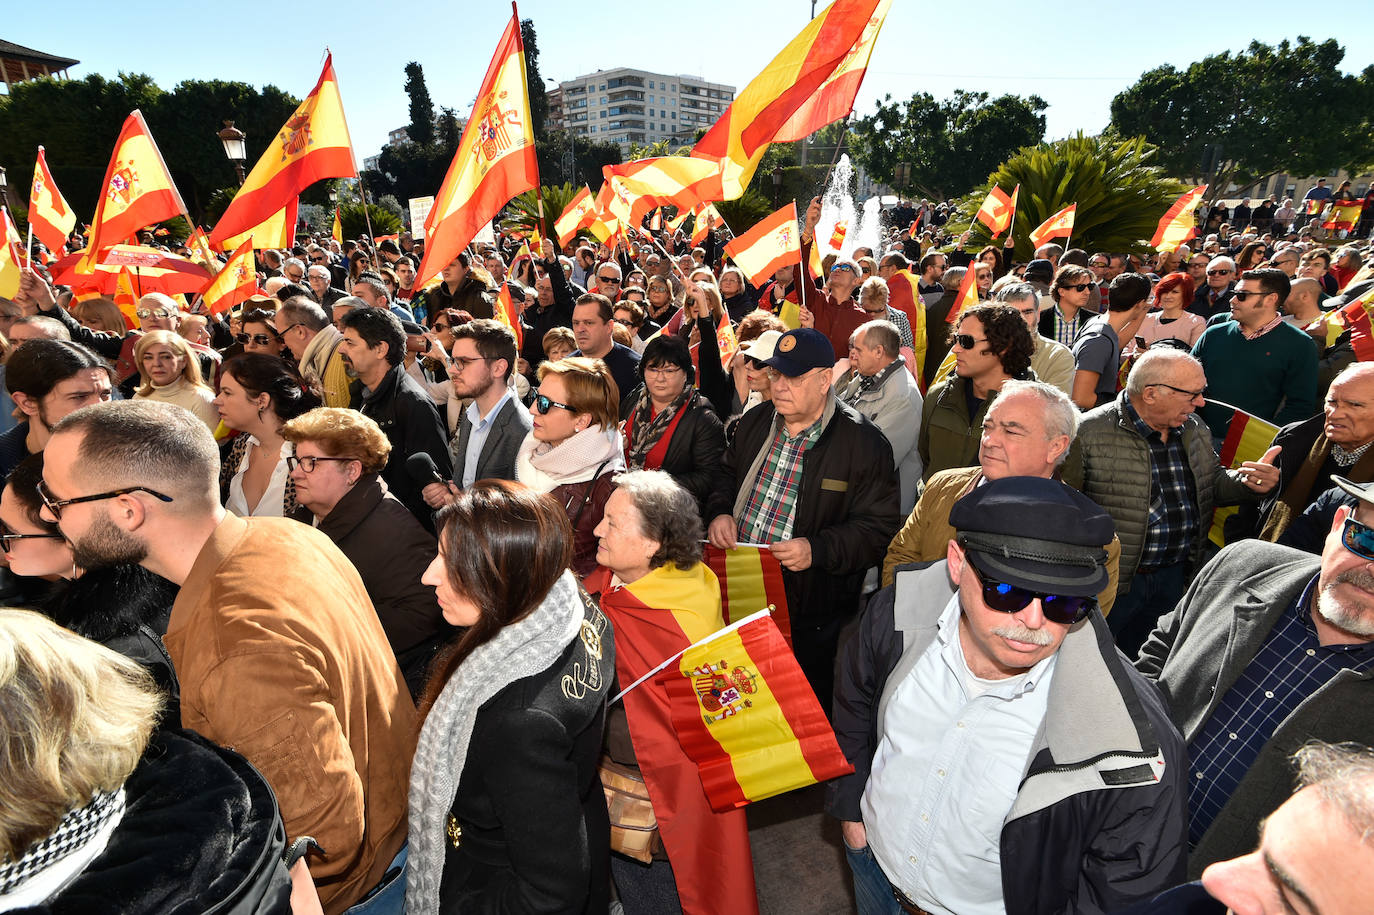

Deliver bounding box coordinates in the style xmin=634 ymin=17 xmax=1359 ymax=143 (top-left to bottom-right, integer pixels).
xmin=974 ymin=184 xmax=1018 ymax=238
xmin=211 ymin=54 xmax=357 ymax=246
xmin=1029 ymin=203 xmax=1077 ymax=249
xmin=82 ymin=111 xmax=187 ymax=266
xmin=554 ymin=185 xmax=594 ymax=246
xmin=722 ymin=202 xmax=801 ymax=288
xmin=418 ymin=9 xmax=538 ymax=285
xmin=1150 ymin=186 xmax=1207 ymax=252
xmin=29 ymin=146 xmax=78 ymax=254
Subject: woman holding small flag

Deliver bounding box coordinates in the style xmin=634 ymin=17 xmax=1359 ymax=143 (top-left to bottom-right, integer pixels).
xmin=585 ymin=470 xmax=759 ymax=915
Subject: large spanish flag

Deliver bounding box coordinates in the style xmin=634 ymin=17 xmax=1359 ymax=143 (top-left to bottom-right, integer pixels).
xmin=691 ymin=0 xmax=885 ymax=200
xmin=974 ymin=184 xmax=1018 ymax=238
xmin=216 ymin=196 xmax=298 ymax=252
xmin=771 ymin=0 xmax=892 ymax=143
xmin=660 ymin=609 xmax=852 ymax=812
xmin=603 ymin=158 xmax=720 ymax=226
xmin=199 ymin=239 xmax=259 ymax=315
xmin=0 ymin=208 xmax=23 ymax=298
xmin=586 ymin=564 xmax=758 ymax=915
xmin=1209 ymin=408 xmax=1280 ymax=547
xmin=722 ymin=202 xmax=800 ymax=288
xmin=703 ymin=544 xmax=790 ymax=644
xmin=1322 ymin=201 xmax=1364 ymax=233
xmin=418 ymin=10 xmax=538 ymax=286
xmin=1150 ymin=185 xmax=1207 ymax=253
xmin=211 ymin=55 xmax=357 ymax=246
xmin=82 ymin=111 xmax=187 ymax=266
xmin=1029 ymin=202 xmax=1077 ymax=249
xmin=29 ymin=146 xmax=78 ymax=254
xmin=554 ymin=185 xmax=594 ymax=246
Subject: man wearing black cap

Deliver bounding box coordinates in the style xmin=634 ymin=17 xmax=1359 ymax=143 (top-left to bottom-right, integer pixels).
xmin=706 ymin=327 xmax=900 ymax=715
xmin=1136 ymin=473 xmax=1374 ymax=878
xmin=829 ymin=477 xmax=1186 ymax=915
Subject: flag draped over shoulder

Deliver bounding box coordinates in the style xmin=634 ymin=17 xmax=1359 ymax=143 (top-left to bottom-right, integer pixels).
xmin=211 ymin=55 xmax=356 ymax=247
xmin=199 ymin=239 xmax=258 ymax=315
xmin=83 ymin=111 xmax=187 ymax=265
xmin=722 ymin=203 xmax=800 ymax=288
xmin=29 ymin=146 xmax=78 ymax=253
xmin=660 ymin=609 xmax=853 ymax=812
xmin=690 ymin=0 xmax=885 ymax=200
xmin=216 ymin=197 xmax=299 ymax=252
xmin=418 ymin=13 xmax=538 ymax=285
xmin=974 ymin=184 xmax=1017 ymax=238
xmin=554 ymin=185 xmax=594 ymax=246
xmin=585 ymin=564 xmax=758 ymax=915
xmin=1209 ymin=408 xmax=1280 ymax=546
xmin=703 ymin=545 xmax=791 ymax=644
xmin=1029 ymin=203 xmax=1076 ymax=249
xmin=1150 ymin=186 xmax=1207 ymax=252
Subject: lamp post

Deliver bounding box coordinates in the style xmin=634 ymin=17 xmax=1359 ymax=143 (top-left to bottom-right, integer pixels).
xmin=772 ymin=166 xmax=783 ymax=208
xmin=218 ymin=120 xmax=247 ymax=185
xmin=0 ymin=166 xmax=8 ymax=212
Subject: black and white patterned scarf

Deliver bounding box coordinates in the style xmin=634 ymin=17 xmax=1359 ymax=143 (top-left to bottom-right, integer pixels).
xmin=0 ymin=789 xmax=125 ymax=898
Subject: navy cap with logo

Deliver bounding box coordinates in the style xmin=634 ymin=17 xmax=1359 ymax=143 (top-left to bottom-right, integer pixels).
xmin=762 ymin=328 xmax=836 ymax=377
xmin=949 ymin=477 xmax=1114 ymax=597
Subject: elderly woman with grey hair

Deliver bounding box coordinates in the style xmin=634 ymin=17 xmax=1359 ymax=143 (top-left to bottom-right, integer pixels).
xmin=584 ymin=470 xmax=756 ymax=914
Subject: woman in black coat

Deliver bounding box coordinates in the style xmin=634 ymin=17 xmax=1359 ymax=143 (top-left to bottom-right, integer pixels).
xmin=406 ymin=481 xmax=615 ymax=915
xmin=618 ymin=334 xmax=726 ymax=519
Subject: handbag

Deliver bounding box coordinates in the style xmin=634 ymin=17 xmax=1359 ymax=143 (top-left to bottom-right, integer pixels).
xmin=598 ymin=756 xmax=662 ymax=864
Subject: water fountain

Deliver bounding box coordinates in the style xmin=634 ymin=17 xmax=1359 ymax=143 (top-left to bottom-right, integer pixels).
xmin=812 ymin=154 xmax=885 ymax=262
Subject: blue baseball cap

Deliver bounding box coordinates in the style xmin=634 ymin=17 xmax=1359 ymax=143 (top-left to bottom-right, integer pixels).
xmin=762 ymin=328 xmax=835 ymax=376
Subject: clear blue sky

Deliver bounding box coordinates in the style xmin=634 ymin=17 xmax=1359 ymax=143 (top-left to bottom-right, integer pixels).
xmin=7 ymin=1 xmax=1371 ymax=168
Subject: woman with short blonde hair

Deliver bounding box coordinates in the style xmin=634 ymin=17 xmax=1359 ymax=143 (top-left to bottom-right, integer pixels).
xmin=132 ymin=330 xmax=218 ymax=430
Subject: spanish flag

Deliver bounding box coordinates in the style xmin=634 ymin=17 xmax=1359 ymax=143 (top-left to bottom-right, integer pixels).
xmin=554 ymin=185 xmax=594 ymax=246
xmin=29 ymin=146 xmax=78 ymax=255
xmin=884 ymin=269 xmax=926 ymax=384
xmin=586 ymin=563 xmax=758 ymax=915
xmin=0 ymin=208 xmax=23 ymax=298
xmin=1338 ymin=289 xmax=1374 ymax=362
xmin=974 ymin=184 xmax=1018 ymax=238
xmin=690 ymin=0 xmax=886 ymax=200
xmin=199 ymin=239 xmax=259 ymax=315
xmin=1209 ymin=408 xmax=1280 ymax=547
xmin=185 ymin=225 xmax=221 ymax=275
xmin=703 ymin=545 xmax=791 ymax=643
xmin=603 ymin=157 xmax=719 ymax=227
xmin=211 ymin=55 xmax=357 ymax=247
xmin=667 ymin=208 xmax=692 ymax=233
xmin=1029 ymin=203 xmax=1077 ymax=249
xmin=112 ymin=267 xmax=139 ymax=324
xmin=332 ymin=205 xmax=343 ymax=244
xmin=721 ymin=202 xmax=800 ymax=288
xmin=690 ymin=203 xmax=722 ymax=247
xmin=493 ymin=281 xmax=524 ymax=347
xmin=216 ymin=196 xmax=298 ymax=252
xmin=83 ymin=111 xmax=187 ymax=267
xmin=418 ymin=11 xmax=538 ymax=286
xmin=828 ymin=219 xmax=848 ymax=252
xmin=1322 ymin=201 xmax=1364 ymax=233
xmin=948 ymin=261 xmax=980 ymax=323
xmin=1304 ymin=198 xmax=1326 ymax=216
xmin=661 ymin=609 xmax=853 ymax=812
xmin=1150 ymin=186 xmax=1207 ymax=253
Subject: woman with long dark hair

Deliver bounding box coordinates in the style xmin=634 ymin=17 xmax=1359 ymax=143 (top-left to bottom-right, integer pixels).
xmin=406 ymin=481 xmax=614 ymax=915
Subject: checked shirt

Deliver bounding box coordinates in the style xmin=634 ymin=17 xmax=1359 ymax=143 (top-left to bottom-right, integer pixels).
xmin=1124 ymin=399 xmax=1199 ymax=570
xmin=737 ymin=415 xmax=824 ymax=544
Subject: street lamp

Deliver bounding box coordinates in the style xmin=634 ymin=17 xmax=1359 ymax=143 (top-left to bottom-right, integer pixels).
xmin=0 ymin=166 xmax=8 ymax=211
xmin=328 ymin=186 xmax=338 ymax=205
xmin=772 ymin=166 xmax=783 ymax=207
xmin=218 ymin=120 xmax=248 ymax=185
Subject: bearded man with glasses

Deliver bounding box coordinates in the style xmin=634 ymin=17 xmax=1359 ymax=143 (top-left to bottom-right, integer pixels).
xmin=1135 ymin=473 xmax=1374 ymax=881
xmin=830 ymin=476 xmax=1187 ymax=915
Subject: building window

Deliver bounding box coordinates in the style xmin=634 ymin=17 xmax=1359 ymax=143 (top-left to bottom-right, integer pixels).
xmin=671 ymin=84 xmax=677 ymax=92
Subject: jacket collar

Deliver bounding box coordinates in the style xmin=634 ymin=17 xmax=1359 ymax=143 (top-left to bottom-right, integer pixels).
xmin=316 ymin=474 xmax=387 ymax=541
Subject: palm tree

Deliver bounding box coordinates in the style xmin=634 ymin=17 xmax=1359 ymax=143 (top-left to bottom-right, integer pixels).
xmin=501 ymin=183 xmax=584 ymax=246
xmin=957 ymin=133 xmax=1190 ymax=263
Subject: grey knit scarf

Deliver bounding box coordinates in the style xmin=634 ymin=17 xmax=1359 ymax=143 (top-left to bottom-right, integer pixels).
xmin=404 ymin=570 xmax=583 ymax=915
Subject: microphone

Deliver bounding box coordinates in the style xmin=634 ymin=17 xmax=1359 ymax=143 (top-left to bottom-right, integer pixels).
xmin=406 ymin=452 xmax=446 ymax=487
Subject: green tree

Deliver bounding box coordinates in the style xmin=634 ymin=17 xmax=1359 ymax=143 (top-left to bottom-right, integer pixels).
xmin=403 ymin=62 xmax=436 ymax=147
xmin=534 ymin=129 xmax=622 ymax=190
xmin=956 ymin=134 xmax=1189 ymax=262
xmin=521 ymin=19 xmax=549 ymax=140
xmin=1109 ymin=37 xmax=1374 ymax=195
xmin=501 ymin=183 xmax=584 ymax=241
xmin=852 ymin=90 xmax=1046 ymax=201
xmin=338 ymin=201 xmax=402 ymax=240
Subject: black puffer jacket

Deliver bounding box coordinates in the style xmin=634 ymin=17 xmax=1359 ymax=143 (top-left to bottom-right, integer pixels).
xmin=20 ymin=729 xmax=292 ymax=914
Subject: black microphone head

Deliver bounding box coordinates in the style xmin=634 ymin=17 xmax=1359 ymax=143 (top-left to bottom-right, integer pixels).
xmin=406 ymin=451 xmax=444 ymax=486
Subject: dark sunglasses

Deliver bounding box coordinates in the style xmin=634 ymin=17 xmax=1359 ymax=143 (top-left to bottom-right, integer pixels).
xmin=967 ymin=557 xmax=1096 ymax=625
xmin=1341 ymin=515 xmax=1374 ymax=561
xmin=310 ymin=256 xmax=328 ymax=264
xmin=1059 ymin=283 xmax=1092 ymax=292
xmin=1207 ymin=268 xmax=1234 ymax=276
xmin=236 ymin=332 xmax=279 ymax=346
xmin=0 ymin=528 xmax=63 ymax=552
xmin=1231 ymin=291 xmax=1269 ymax=302
xmin=598 ymin=275 xmax=621 ymax=284
xmin=532 ymin=394 xmax=576 ymax=414
xmin=954 ymin=333 xmax=986 ymax=350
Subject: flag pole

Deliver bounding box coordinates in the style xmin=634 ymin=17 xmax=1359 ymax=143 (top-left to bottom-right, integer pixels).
xmin=355 ymin=174 xmax=378 ymax=269
xmin=25 ymin=223 xmax=33 ymax=271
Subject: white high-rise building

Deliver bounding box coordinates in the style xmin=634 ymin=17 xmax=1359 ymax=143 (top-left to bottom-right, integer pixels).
xmin=550 ymin=67 xmax=735 ymax=153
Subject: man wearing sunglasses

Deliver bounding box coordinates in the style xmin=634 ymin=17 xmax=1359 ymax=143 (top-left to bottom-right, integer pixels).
xmin=1136 ymin=474 xmax=1374 ymax=880
xmin=1188 ymin=256 xmax=1237 ymax=318
xmin=831 ymin=476 xmax=1186 ymax=915
xmin=1042 ymin=265 xmax=1097 ymax=347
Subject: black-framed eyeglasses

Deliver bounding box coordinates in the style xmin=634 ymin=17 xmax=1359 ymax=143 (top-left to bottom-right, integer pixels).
xmin=0 ymin=527 xmax=63 ymax=552
xmin=275 ymin=322 xmax=306 ymax=337
xmin=286 ymin=455 xmax=355 ymax=473
xmin=1150 ymin=382 xmax=1207 ymax=400
xmin=954 ymin=333 xmax=987 ymax=350
xmin=532 ymin=393 xmax=576 ymax=414
xmin=37 ymin=480 xmax=174 ymax=520
xmin=966 ymin=557 xmax=1096 ymax=625
xmin=1341 ymin=515 xmax=1374 ymax=562
xmin=451 ymin=356 xmax=489 ymax=369
xmin=236 ymin=332 xmax=279 ymax=346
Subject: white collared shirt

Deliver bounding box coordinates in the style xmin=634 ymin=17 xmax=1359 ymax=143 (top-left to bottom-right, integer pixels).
xmin=861 ymin=595 xmax=1057 ymax=915
xmin=225 ymin=437 xmax=292 ymax=518
xmin=461 ymin=389 xmax=514 ymax=488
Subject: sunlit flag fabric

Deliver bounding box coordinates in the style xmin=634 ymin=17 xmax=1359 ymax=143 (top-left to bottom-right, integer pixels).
xmin=1322 ymin=201 xmax=1363 ymax=233
xmin=493 ymin=282 xmax=523 ymax=347
xmin=216 ymin=197 xmax=299 ymax=252
xmin=1337 ymin=289 xmax=1374 ymax=362
xmin=690 ymin=204 xmax=722 ymax=247
xmin=703 ymin=545 xmax=791 ymax=645
xmin=199 ymin=239 xmax=259 ymax=315
xmin=185 ymin=226 xmax=221 ymax=275
xmin=602 ymin=158 xmax=720 ymax=226
xmin=828 ymin=220 xmax=848 ymax=252
xmin=418 ymin=12 xmax=538 ymax=285
xmin=690 ymin=0 xmax=884 ymax=200
xmin=884 ymin=269 xmax=926 ymax=383
xmin=1209 ymin=408 xmax=1280 ymax=547
xmin=659 ymin=609 xmax=853 ymax=811
xmin=50 ymin=245 xmax=213 ymax=297
xmin=974 ymin=184 xmax=1018 ymax=239
xmin=721 ymin=202 xmax=801 ymax=288
xmin=0 ymin=208 xmax=23 ymax=298
xmin=667 ymin=208 xmax=691 ymax=233
xmin=947 ymin=261 xmax=980 ymax=323
xmin=332 ymin=206 xmax=343 ymax=244
xmin=554 ymin=185 xmax=594 ymax=246
xmin=1150 ymin=186 xmax=1207 ymax=253
xmin=210 ymin=55 xmax=357 ymax=247
xmin=29 ymin=147 xmax=78 ymax=254
xmin=1029 ymin=203 xmax=1077 ymax=249
xmin=82 ymin=111 xmax=188 ymax=269
xmin=585 ymin=563 xmax=758 ymax=915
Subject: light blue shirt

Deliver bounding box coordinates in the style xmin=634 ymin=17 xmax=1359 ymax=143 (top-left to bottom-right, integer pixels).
xmin=461 ymin=389 xmax=513 ymax=488
xmin=861 ymin=595 xmax=1057 ymax=915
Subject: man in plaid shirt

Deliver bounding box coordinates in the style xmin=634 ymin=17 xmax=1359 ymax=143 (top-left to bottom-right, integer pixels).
xmin=707 ymin=328 xmax=900 ymax=716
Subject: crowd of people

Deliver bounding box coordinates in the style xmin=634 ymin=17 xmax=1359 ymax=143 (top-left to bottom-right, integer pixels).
xmin=1 ymin=184 xmax=1373 ymax=915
